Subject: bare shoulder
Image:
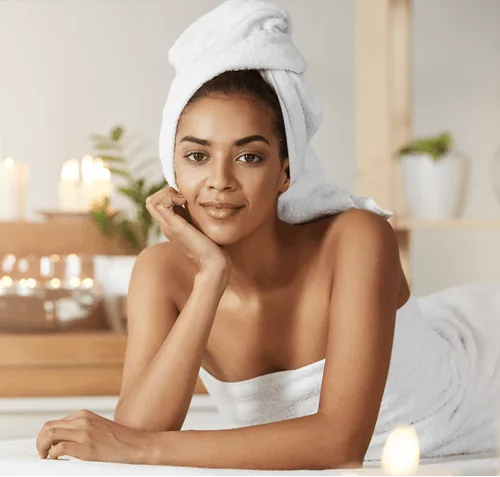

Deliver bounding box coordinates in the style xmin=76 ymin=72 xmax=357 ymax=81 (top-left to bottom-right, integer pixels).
xmin=135 ymin=240 xmax=194 ymax=275
xmin=325 ymin=209 xmax=396 ymax=242
xmin=133 ymin=241 xmax=178 ymax=277
xmin=133 ymin=241 xmax=197 ymax=307
xmin=324 ymin=209 xmax=410 ymax=303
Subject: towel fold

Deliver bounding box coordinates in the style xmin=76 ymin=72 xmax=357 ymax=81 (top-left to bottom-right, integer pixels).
xmin=365 ymin=283 xmax=500 ymax=460
xmin=158 ymin=0 xmax=393 ymax=224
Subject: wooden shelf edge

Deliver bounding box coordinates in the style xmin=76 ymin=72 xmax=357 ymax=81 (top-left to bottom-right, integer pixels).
xmin=0 ymin=331 xmax=208 ymax=396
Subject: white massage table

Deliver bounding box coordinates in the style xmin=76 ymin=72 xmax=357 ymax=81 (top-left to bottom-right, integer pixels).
xmin=0 ymin=438 xmax=498 ymax=475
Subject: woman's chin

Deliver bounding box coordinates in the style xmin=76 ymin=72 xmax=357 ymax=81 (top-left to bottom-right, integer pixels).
xmin=201 ymin=227 xmax=240 ymax=246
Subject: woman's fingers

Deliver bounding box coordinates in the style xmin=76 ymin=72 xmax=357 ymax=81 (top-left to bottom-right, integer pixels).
xmin=146 ymin=187 xmax=185 ymax=208
xmin=37 ymin=427 xmax=86 ymax=459
xmin=146 ymin=201 xmax=184 ymax=229
xmin=48 ymin=441 xmax=82 ymax=460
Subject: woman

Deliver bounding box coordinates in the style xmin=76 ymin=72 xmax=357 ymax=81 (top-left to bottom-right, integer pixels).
xmin=35 ymin=68 xmax=412 ymax=470
xmin=35 ymin=2 xmax=500 ymax=470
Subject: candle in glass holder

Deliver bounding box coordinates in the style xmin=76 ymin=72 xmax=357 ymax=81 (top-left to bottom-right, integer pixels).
xmin=381 ymin=425 xmax=420 ymax=476
xmin=0 ymin=157 xmax=28 ymax=221
xmin=58 ymin=159 xmax=81 ymax=211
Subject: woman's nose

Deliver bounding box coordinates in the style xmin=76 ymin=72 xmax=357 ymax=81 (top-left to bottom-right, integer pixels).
xmin=205 ymin=160 xmax=236 ymax=191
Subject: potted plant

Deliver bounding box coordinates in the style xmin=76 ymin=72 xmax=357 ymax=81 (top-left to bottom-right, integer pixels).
xmin=395 ymin=131 xmax=468 ymax=220
xmin=89 ymin=125 xmax=168 ymax=253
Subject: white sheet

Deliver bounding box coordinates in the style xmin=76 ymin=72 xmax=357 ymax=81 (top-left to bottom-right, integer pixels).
xmin=0 ymin=438 xmax=498 ymax=475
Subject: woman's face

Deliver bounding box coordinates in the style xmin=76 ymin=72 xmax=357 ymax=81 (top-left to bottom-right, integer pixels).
xmin=173 ymin=93 xmax=290 ymax=245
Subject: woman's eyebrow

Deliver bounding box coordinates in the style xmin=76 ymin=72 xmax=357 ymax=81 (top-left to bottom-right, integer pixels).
xmin=179 ymin=135 xmax=270 ymax=147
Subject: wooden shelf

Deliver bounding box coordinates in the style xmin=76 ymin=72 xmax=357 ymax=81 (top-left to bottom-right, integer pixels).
xmin=0 ymin=332 xmax=208 ymax=397
xmin=390 ymin=217 xmax=500 ymax=231
xmin=0 ymin=218 xmax=137 ymax=256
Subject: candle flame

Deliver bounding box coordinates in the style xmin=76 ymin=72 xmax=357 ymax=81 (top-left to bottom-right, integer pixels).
xmin=4 ymin=157 xmax=14 ymax=166
xmin=381 ymin=425 xmax=420 ymax=476
xmin=82 ymin=277 xmax=94 ymax=288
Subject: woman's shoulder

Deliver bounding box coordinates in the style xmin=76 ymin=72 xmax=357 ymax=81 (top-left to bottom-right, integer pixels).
xmin=133 ymin=241 xmax=197 ymax=304
xmin=325 ymin=208 xmax=395 ymax=240
xmin=137 ymin=240 xmax=194 ymax=272
xmin=322 ymin=209 xmax=410 ymax=304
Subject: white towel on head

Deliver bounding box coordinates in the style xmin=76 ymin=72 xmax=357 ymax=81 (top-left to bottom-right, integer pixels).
xmin=158 ymin=0 xmax=393 ymax=224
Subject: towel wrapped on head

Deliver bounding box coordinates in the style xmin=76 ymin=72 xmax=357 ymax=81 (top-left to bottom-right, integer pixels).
xmin=159 ymin=0 xmax=393 ymax=224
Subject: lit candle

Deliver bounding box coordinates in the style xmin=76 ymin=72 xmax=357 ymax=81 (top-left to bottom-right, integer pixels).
xmin=65 ymin=253 xmax=81 ymax=281
xmin=80 ymin=154 xmax=95 ymax=210
xmin=0 ymin=157 xmax=29 ymax=221
xmin=92 ymin=159 xmax=112 ymax=207
xmin=381 ymin=425 xmax=420 ymax=476
xmin=0 ymin=275 xmax=13 ymax=295
xmin=58 ymin=159 xmax=82 ymax=211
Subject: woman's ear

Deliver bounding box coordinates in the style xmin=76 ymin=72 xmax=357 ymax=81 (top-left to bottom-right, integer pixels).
xmin=280 ymin=157 xmax=290 ymax=194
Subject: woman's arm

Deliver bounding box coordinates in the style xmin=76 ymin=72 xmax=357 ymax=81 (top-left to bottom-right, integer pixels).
xmin=37 ymin=209 xmax=404 ymax=469
xmin=114 ymin=244 xmax=228 ymax=432
xmin=141 ymin=209 xmax=403 ymax=470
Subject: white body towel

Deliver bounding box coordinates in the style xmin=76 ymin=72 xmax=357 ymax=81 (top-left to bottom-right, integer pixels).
xmin=199 ymin=286 xmax=500 ymax=461
xmin=158 ymin=0 xmax=392 ymax=224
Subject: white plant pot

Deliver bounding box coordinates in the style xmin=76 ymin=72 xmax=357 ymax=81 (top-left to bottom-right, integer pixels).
xmin=402 ymin=152 xmax=468 ymax=220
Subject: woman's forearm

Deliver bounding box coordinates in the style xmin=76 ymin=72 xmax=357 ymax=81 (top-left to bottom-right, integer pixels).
xmin=114 ymin=269 xmax=228 ymax=432
xmin=139 ymin=413 xmax=362 ymax=470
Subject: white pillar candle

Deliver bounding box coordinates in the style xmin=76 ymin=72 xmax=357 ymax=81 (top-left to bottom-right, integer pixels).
xmin=0 ymin=157 xmax=29 ymax=221
xmin=80 ymin=154 xmax=95 ymax=210
xmin=58 ymin=159 xmax=82 ymax=211
xmin=93 ymin=162 xmax=112 ymax=206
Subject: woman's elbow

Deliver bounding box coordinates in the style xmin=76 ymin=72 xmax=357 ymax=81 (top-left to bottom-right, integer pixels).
xmin=315 ymin=413 xmax=366 ymax=469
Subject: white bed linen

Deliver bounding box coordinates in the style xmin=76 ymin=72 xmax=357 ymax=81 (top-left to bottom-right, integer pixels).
xmin=0 ymin=437 xmax=498 ymax=475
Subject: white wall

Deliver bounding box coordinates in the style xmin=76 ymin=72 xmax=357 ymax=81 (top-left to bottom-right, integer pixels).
xmin=1 ymin=0 xmax=499 ymax=295
xmin=411 ymin=0 xmax=500 ymax=294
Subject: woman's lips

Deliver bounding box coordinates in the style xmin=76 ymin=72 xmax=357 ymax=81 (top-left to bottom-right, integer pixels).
xmin=202 ymin=205 xmax=244 ymax=220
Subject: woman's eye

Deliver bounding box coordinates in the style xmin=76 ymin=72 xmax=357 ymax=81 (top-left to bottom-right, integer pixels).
xmin=185 ymin=152 xmax=206 ymax=162
xmin=185 ymin=153 xmax=262 ymax=164
xmin=238 ymin=153 xmax=262 ymax=164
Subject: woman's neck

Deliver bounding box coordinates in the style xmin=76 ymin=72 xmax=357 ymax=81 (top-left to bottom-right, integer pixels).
xmin=221 ymin=217 xmax=301 ymax=298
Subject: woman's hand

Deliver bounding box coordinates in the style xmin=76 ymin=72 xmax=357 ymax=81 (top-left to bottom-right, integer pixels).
xmin=36 ymin=409 xmax=153 ymax=464
xmin=145 ymin=186 xmax=231 ymax=274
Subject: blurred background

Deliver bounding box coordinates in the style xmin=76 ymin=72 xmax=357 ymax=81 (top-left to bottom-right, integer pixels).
xmin=0 ymin=0 xmax=499 ymax=439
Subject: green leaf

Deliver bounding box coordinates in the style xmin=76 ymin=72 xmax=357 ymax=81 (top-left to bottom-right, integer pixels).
xmin=108 ymin=167 xmax=132 ymax=180
xmin=99 ymin=155 xmax=126 ymax=164
xmin=111 ymin=126 xmax=124 ymax=141
xmin=95 ymin=142 xmax=117 ymax=150
xmin=118 ymin=186 xmax=143 ymax=204
xmin=90 ymin=199 xmax=117 ymax=238
xmin=395 ymin=131 xmax=453 ymax=161
xmin=119 ymin=219 xmax=143 ymax=252
xmin=134 ymin=178 xmax=146 ymax=192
